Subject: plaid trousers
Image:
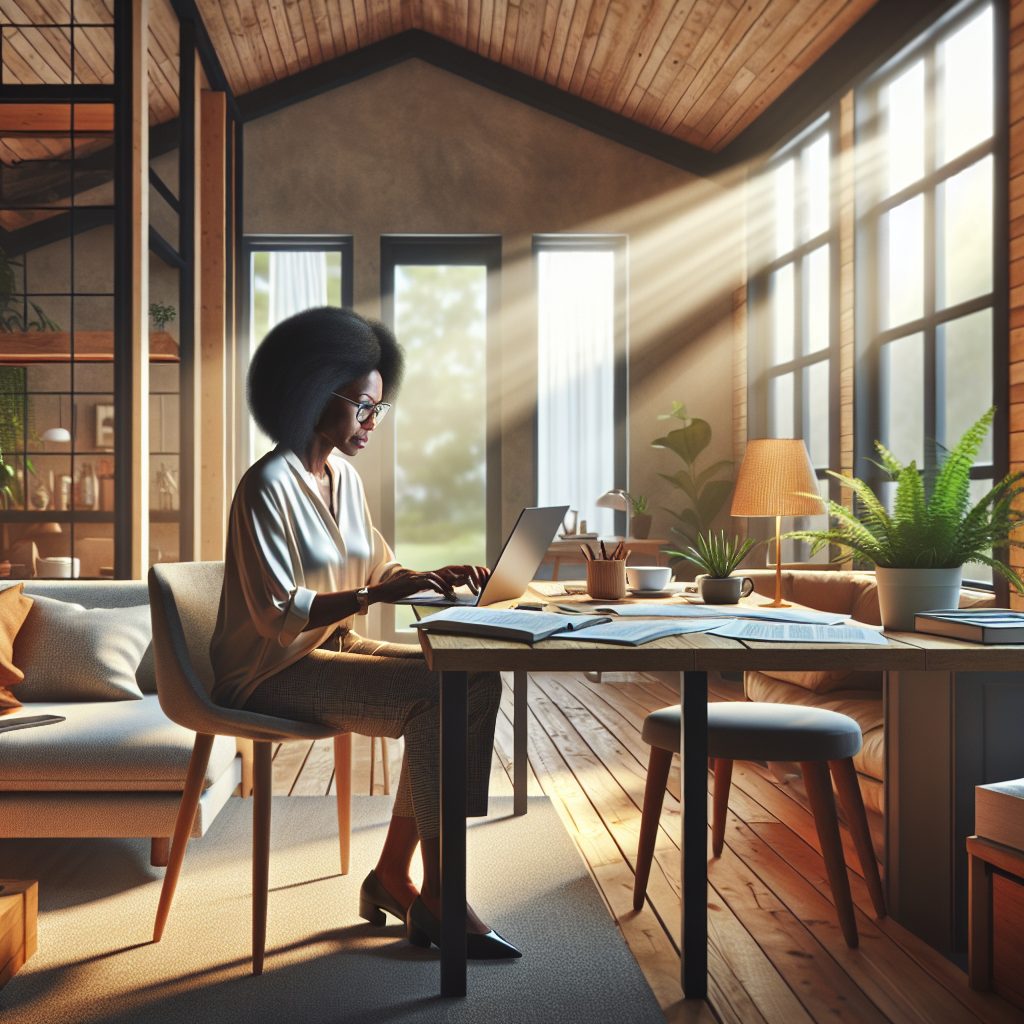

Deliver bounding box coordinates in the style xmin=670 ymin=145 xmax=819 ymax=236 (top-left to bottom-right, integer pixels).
xmin=243 ymin=631 xmax=502 ymax=839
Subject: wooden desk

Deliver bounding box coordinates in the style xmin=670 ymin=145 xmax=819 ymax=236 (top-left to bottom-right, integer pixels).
xmin=541 ymin=537 xmax=669 ymax=579
xmin=415 ymin=600 xmax=1024 ymax=997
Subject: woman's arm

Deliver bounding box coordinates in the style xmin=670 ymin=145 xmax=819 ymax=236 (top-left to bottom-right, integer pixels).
xmin=306 ymin=567 xmax=457 ymax=630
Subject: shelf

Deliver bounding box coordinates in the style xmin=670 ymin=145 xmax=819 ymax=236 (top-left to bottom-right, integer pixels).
xmin=0 ymin=331 xmax=179 ymax=363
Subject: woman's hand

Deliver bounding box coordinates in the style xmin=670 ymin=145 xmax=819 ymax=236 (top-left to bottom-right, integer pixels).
xmin=434 ymin=564 xmax=490 ymax=596
xmin=370 ymin=567 xmax=456 ymax=604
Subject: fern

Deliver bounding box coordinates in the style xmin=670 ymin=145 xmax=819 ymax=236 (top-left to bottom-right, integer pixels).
xmin=787 ymin=408 xmax=1024 ymax=592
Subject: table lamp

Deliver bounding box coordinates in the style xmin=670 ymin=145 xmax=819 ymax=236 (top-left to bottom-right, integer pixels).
xmin=731 ymin=439 xmax=825 ymax=608
xmin=595 ymin=488 xmax=631 ymax=537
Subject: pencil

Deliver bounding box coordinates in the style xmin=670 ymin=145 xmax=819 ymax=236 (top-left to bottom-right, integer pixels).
xmin=600 ymin=540 xmax=608 ymax=560
xmin=580 ymin=544 xmax=592 ymax=561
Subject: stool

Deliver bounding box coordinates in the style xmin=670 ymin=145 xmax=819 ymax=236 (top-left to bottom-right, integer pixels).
xmin=633 ymin=701 xmax=886 ymax=948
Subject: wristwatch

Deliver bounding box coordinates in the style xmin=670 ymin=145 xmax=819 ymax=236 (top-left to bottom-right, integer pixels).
xmin=356 ymin=587 xmax=371 ymax=615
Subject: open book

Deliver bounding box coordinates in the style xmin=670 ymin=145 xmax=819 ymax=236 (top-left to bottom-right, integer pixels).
xmin=412 ymin=607 xmax=612 ymax=643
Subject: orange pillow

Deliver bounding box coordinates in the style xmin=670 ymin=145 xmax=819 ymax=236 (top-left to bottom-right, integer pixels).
xmin=0 ymin=583 xmax=34 ymax=694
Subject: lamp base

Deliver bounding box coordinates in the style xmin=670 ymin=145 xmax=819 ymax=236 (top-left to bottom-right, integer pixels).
xmin=764 ymin=599 xmax=792 ymax=608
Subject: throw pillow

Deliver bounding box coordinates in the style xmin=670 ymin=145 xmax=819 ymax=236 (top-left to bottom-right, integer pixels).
xmin=13 ymin=597 xmax=152 ymax=702
xmin=0 ymin=583 xmax=34 ymax=710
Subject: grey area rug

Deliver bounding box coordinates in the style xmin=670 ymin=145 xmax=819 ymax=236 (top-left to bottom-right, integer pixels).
xmin=0 ymin=795 xmax=665 ymax=1024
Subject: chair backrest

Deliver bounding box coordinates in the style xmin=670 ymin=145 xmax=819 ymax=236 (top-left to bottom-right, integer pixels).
xmin=149 ymin=561 xmax=335 ymax=743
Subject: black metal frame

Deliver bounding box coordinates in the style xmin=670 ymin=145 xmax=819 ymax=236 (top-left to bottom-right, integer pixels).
xmin=531 ymin=234 xmax=630 ymax=537
xmin=379 ymin=235 xmax=503 ymax=567
xmin=747 ymin=112 xmax=841 ymax=557
xmin=854 ymin=0 xmax=1006 ymax=593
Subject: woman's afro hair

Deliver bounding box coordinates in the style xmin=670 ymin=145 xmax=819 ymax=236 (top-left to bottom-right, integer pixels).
xmin=247 ymin=306 xmax=404 ymax=454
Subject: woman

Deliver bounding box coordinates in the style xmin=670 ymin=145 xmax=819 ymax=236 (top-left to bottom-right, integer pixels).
xmin=210 ymin=306 xmax=519 ymax=959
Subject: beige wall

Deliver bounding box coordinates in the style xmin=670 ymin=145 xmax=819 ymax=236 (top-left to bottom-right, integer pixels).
xmin=243 ymin=58 xmax=745 ymax=556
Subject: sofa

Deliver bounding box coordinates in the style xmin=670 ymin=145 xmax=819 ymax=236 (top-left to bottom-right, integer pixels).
xmin=739 ymin=569 xmax=995 ymax=857
xmin=0 ymin=580 xmax=241 ymax=863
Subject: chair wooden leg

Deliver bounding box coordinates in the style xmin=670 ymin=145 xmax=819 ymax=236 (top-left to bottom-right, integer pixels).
xmin=334 ymin=733 xmax=352 ymax=876
xmin=150 ymin=837 xmax=169 ymax=867
xmin=153 ymin=733 xmax=215 ymax=941
xmin=801 ymin=760 xmax=859 ymax=948
xmin=969 ymin=852 xmax=993 ymax=990
xmin=369 ymin=736 xmax=377 ymax=795
xmin=381 ymin=737 xmax=391 ymax=795
xmin=633 ymin=745 xmax=673 ymax=911
xmin=830 ymin=757 xmax=886 ymax=919
xmin=252 ymin=741 xmax=273 ymax=975
xmin=711 ymin=759 xmax=734 ymax=858
xmin=237 ymin=738 xmax=254 ymax=798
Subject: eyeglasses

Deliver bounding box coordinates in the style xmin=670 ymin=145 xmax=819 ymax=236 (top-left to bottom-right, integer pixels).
xmin=333 ymin=393 xmax=391 ymax=424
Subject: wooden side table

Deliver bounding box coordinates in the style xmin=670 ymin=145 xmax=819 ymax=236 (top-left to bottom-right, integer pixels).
xmin=968 ymin=836 xmax=1024 ymax=1007
xmin=542 ymin=537 xmax=670 ymax=580
xmin=0 ymin=879 xmax=37 ymax=990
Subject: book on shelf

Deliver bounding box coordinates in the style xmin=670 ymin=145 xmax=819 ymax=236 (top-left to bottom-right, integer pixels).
xmin=976 ymin=779 xmax=1024 ymax=853
xmin=914 ymin=609 xmax=1024 ymax=644
xmin=412 ymin=607 xmax=612 ymax=643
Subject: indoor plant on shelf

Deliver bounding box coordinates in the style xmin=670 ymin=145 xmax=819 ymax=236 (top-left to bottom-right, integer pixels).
xmin=628 ymin=493 xmax=652 ymax=539
xmin=787 ymin=408 xmax=1024 ymax=630
xmin=667 ymin=531 xmax=760 ymax=604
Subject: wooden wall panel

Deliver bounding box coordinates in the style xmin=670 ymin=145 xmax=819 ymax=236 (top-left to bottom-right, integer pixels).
xmin=1011 ymin=0 xmax=1024 ymax=610
xmin=838 ymin=90 xmax=854 ymax=511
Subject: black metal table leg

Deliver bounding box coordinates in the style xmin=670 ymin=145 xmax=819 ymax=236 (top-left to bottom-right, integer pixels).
xmin=513 ymin=670 xmax=528 ymax=816
xmin=681 ymin=670 xmax=708 ymax=999
xmin=440 ymin=669 xmax=468 ymax=997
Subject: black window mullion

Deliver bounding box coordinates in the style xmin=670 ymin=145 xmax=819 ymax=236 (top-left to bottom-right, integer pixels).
xmin=923 ymin=46 xmax=938 ymax=475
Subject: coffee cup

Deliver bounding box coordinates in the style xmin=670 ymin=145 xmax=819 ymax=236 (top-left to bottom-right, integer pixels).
xmin=697 ymin=575 xmax=754 ymax=604
xmin=625 ymin=566 xmax=673 ymax=592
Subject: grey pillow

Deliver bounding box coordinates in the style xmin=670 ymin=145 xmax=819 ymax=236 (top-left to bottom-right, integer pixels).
xmin=14 ymin=596 xmax=152 ymax=702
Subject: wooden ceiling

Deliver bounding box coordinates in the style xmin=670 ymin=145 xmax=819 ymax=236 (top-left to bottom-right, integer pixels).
xmin=197 ymin=0 xmax=881 ymax=151
xmin=1 ymin=0 xmax=882 ymax=153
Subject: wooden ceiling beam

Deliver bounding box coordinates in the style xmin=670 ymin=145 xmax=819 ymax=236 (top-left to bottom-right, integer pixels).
xmin=609 ymin=0 xmax=693 ymax=115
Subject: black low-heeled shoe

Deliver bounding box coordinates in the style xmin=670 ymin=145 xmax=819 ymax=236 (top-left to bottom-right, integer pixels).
xmin=358 ymin=870 xmax=409 ymax=926
xmin=406 ymin=895 xmax=522 ymax=959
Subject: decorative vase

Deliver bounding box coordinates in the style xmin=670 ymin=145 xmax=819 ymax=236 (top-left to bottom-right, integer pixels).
xmin=630 ymin=513 xmax=653 ymax=539
xmin=874 ymin=566 xmax=962 ymax=632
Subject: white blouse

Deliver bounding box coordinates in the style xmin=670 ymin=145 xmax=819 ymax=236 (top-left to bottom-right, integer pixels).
xmin=210 ymin=445 xmax=399 ymax=709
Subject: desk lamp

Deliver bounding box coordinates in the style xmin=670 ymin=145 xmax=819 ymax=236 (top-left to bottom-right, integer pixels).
xmin=596 ymin=489 xmax=630 ymax=537
xmin=731 ymin=439 xmax=825 ymax=608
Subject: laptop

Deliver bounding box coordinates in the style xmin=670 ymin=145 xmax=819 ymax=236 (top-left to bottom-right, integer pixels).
xmin=396 ymin=505 xmax=569 ymax=607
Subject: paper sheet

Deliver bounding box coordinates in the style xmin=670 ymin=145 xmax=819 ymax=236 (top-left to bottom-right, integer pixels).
xmin=587 ymin=603 xmax=849 ymax=626
xmin=707 ymin=620 xmax=888 ymax=645
xmin=553 ymin=619 xmax=730 ymax=645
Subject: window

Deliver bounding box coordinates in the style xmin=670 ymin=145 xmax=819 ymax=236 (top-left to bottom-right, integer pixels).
xmin=241 ymin=236 xmax=352 ymax=468
xmin=748 ymin=119 xmax=837 ymax=561
xmin=856 ymin=2 xmax=1001 ymax=585
xmin=380 ymin=236 xmax=501 ymax=634
xmin=534 ymin=236 xmax=628 ymax=539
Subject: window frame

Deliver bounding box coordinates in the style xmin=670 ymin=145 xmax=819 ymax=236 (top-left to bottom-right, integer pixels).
xmin=531 ymin=233 xmax=629 ymax=536
xmin=747 ymin=112 xmax=842 ymax=557
xmin=854 ymin=0 xmax=1008 ymax=592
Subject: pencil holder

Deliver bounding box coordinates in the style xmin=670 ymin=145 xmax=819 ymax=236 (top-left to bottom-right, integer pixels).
xmin=586 ymin=559 xmax=627 ymax=600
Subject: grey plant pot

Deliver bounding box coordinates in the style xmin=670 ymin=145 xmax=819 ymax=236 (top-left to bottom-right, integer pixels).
xmin=630 ymin=514 xmax=653 ymax=539
xmin=875 ymin=565 xmax=963 ymax=632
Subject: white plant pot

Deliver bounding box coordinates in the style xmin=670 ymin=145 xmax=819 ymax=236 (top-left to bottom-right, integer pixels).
xmin=874 ymin=566 xmax=962 ymax=632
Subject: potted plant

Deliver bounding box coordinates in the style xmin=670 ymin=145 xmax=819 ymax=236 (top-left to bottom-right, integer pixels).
xmin=628 ymin=493 xmax=652 ymax=538
xmin=149 ymin=302 xmax=176 ymax=333
xmin=787 ymin=408 xmax=1024 ymax=630
xmin=667 ymin=531 xmax=760 ymax=604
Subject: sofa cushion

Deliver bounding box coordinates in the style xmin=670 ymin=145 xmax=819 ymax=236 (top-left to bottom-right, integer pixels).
xmin=0 ymin=695 xmax=237 ymax=791
xmin=755 ymin=668 xmax=883 ymax=694
xmin=0 ymin=583 xmax=33 ymax=689
xmin=13 ymin=597 xmax=151 ymax=702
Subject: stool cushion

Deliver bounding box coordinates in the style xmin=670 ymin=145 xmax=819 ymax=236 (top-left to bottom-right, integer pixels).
xmin=641 ymin=701 xmax=863 ymax=763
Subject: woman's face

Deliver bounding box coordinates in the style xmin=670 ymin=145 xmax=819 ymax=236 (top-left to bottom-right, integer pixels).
xmin=316 ymin=370 xmax=384 ymax=457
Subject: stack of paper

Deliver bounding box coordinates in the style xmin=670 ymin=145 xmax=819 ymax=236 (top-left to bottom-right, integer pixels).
xmin=706 ymin=620 xmax=888 ymax=645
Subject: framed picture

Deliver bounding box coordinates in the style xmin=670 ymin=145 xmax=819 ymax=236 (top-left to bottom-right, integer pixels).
xmin=95 ymin=404 xmax=114 ymax=449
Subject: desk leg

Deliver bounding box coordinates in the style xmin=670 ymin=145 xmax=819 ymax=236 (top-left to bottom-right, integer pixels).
xmin=440 ymin=670 xmax=468 ymax=997
xmin=680 ymin=670 xmax=708 ymax=999
xmin=514 ymin=671 xmax=528 ymax=816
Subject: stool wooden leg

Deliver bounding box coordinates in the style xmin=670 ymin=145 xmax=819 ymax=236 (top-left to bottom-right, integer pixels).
xmin=969 ymin=852 xmax=993 ymax=990
xmin=801 ymin=760 xmax=859 ymax=948
xmin=334 ymin=733 xmax=352 ymax=875
xmin=153 ymin=732 xmax=214 ymax=941
xmin=830 ymin=757 xmax=886 ymax=918
xmin=712 ymin=759 xmax=733 ymax=858
xmin=252 ymin=741 xmax=273 ymax=975
xmin=633 ymin=745 xmax=673 ymax=911
xmin=381 ymin=737 xmax=391 ymax=795
xmin=150 ymin=837 xmax=169 ymax=867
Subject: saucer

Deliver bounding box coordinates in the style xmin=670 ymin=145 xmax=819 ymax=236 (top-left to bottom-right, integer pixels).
xmin=627 ymin=588 xmax=674 ymax=598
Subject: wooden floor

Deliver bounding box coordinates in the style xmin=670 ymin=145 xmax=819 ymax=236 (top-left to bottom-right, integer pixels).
xmin=270 ymin=671 xmax=1024 ymax=1024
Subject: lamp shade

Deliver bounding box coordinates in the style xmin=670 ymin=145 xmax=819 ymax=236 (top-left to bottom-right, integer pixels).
xmin=731 ymin=439 xmax=826 ymax=518
xmin=595 ymin=489 xmax=629 ymax=511
xmin=41 ymin=427 xmax=71 ymax=442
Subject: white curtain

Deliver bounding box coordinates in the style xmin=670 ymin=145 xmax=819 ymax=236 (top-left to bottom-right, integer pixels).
xmin=267 ymin=251 xmax=328 ymax=329
xmin=536 ymin=249 xmax=617 ymax=536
